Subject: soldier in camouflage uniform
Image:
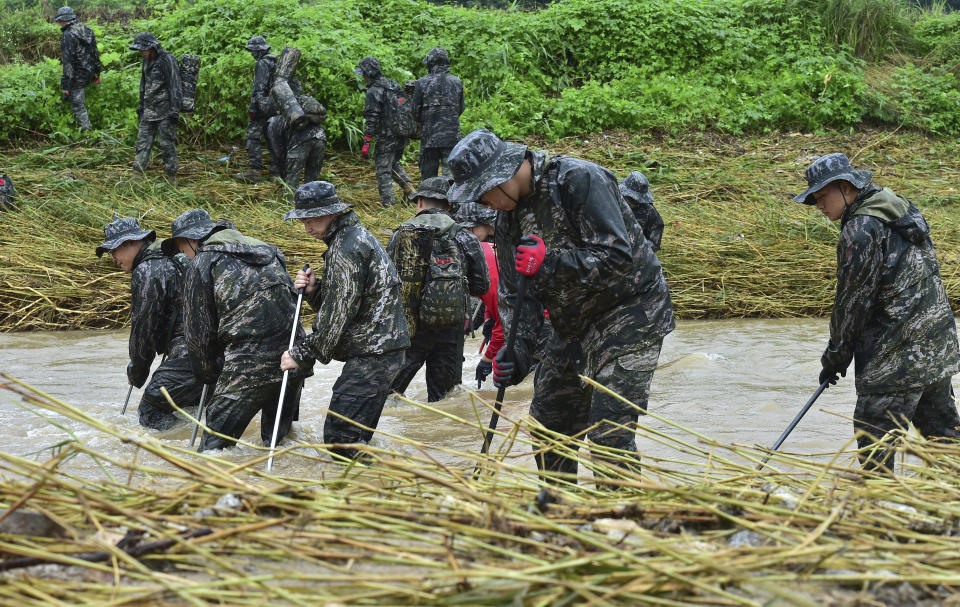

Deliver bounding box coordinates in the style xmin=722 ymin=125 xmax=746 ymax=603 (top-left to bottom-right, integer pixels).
xmin=355 ymin=56 xmax=414 ymax=207
xmin=130 ymin=32 xmax=182 ymax=177
xmin=280 ymin=182 xmax=410 ymax=460
xmin=55 ymin=6 xmax=101 ymax=132
xmin=447 ymin=129 xmax=675 ymax=485
xmin=96 ymin=215 xmax=204 ymax=430
xmin=796 ymin=153 xmax=960 ymax=473
xmin=238 ymin=36 xmax=277 ymax=182
xmin=176 ymin=209 xmax=312 ymax=451
xmin=620 ymin=171 xmax=664 ymax=252
xmin=279 ymin=96 xmax=327 ymax=194
xmin=388 ymin=177 xmax=489 ymax=402
xmin=411 ymin=47 xmax=464 ymax=179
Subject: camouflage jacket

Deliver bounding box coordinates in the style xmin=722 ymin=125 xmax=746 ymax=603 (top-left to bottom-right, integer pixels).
xmin=823 ymin=186 xmax=960 ymax=394
xmin=127 ymin=241 xmax=191 ymax=387
xmin=626 ymin=199 xmax=665 ymax=252
xmin=248 ymin=52 xmax=277 ymax=118
xmin=59 ymin=22 xmax=101 ymax=91
xmin=363 ymin=75 xmax=402 ymax=141
xmin=411 ymin=65 xmax=464 ymax=148
xmin=182 ymin=229 xmax=311 ymax=391
xmin=290 ymin=211 xmax=410 ymax=365
xmin=495 ymin=151 xmax=675 ymax=378
xmin=138 ymin=46 xmax=182 ymax=121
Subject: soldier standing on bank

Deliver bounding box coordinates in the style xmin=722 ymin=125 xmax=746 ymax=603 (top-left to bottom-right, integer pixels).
xmin=237 ymin=36 xmax=277 ymax=182
xmin=55 ymin=6 xmax=102 ymax=132
xmin=795 ymin=153 xmax=960 ymax=473
xmin=280 ymin=182 xmax=410 ymax=461
xmin=447 ymin=129 xmax=675 ymax=485
xmin=388 ymin=177 xmax=489 ymax=402
xmin=412 ymin=47 xmax=464 ymax=179
xmin=354 ymin=56 xmax=415 ymax=207
xmin=173 ymin=209 xmax=312 ymax=451
xmin=278 ymin=95 xmax=328 ymax=193
xmin=130 ymin=32 xmax=181 ymax=178
xmin=96 ymin=214 xmax=204 ymax=430
xmin=620 ymin=171 xmax=664 ymax=252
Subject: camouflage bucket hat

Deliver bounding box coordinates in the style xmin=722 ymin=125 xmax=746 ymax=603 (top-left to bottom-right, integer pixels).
xmin=794 ymin=153 xmax=873 ymax=205
xmin=446 ymin=129 xmax=527 ymax=205
xmin=408 ymin=176 xmax=452 ymax=202
xmin=96 ymin=213 xmax=156 ymax=257
xmin=353 ymin=56 xmax=381 ymax=78
xmin=160 ymin=209 xmax=220 ymax=256
xmin=454 ymin=202 xmax=498 ymax=228
xmin=129 ymin=32 xmax=159 ymax=51
xmin=619 ymin=171 xmax=654 ymax=205
xmin=244 ymin=35 xmax=270 ymax=51
xmin=54 ymin=6 xmax=77 ymax=22
xmin=424 ymin=46 xmax=449 ymax=67
xmin=284 ymin=181 xmax=351 ymax=220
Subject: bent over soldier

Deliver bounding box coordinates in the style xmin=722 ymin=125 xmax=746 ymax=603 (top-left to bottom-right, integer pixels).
xmin=175 ymin=210 xmax=312 ymax=451
xmin=130 ymin=32 xmax=181 ymax=176
xmin=281 ymin=182 xmax=410 ymax=460
xmin=796 ymin=153 xmax=960 ymax=473
xmin=96 ymin=215 xmax=204 ymax=430
xmin=412 ymin=47 xmax=464 ymax=178
xmin=55 ymin=6 xmax=101 ymax=131
xmin=447 ymin=129 xmax=675 ymax=486
xmin=238 ymin=36 xmax=277 ymax=182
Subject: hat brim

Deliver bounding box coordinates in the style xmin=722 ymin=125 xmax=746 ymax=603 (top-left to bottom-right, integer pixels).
xmin=446 ymin=142 xmax=527 ymax=205
xmin=245 ymin=44 xmax=270 ymax=51
xmin=284 ymin=202 xmax=352 ymax=220
xmin=793 ymin=169 xmax=873 ymax=204
xmin=96 ymin=229 xmax=155 ymax=257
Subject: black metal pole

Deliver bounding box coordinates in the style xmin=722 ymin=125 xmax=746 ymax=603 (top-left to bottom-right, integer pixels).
xmin=757 ymin=380 xmax=831 ymax=470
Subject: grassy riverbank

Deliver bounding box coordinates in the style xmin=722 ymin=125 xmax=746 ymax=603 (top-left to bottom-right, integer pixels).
xmin=2 ymin=128 xmax=960 ymax=331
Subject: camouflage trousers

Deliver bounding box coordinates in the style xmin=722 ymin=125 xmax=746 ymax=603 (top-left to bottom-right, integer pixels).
xmin=138 ymin=358 xmax=204 ymax=431
xmin=67 ymin=86 xmax=92 ymax=130
xmin=854 ymin=376 xmax=960 ymax=473
xmin=390 ymin=326 xmax=463 ymax=402
xmin=198 ymin=378 xmax=303 ymax=452
xmin=283 ymin=135 xmax=326 ymax=193
xmin=325 ymin=350 xmax=404 ymax=460
xmin=418 ymin=146 xmax=452 ymax=179
xmin=529 ymin=334 xmax=661 ymax=485
xmin=374 ymin=138 xmax=410 ymax=207
xmin=244 ymin=117 xmax=268 ymax=170
xmin=134 ymin=117 xmax=178 ymax=175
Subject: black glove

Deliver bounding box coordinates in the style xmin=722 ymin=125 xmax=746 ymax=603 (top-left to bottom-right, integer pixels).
xmin=818 ymin=364 xmax=846 ymax=387
xmin=482 ymin=318 xmax=494 ymax=343
xmin=126 ymin=361 xmax=148 ymax=389
xmin=61 ymin=91 xmax=70 ymax=103
xmin=492 ymin=349 xmax=516 ymax=388
xmin=168 ymin=113 xmax=179 ymax=126
xmin=475 ymin=359 xmax=493 ymax=386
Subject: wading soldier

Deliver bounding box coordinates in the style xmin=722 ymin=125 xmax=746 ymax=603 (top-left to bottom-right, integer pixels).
xmin=130 ymin=32 xmax=181 ymax=177
xmin=796 ymin=153 xmax=960 ymax=473
xmin=55 ymin=6 xmax=101 ymax=131
xmin=174 ymin=209 xmax=311 ymax=451
xmin=446 ymin=129 xmax=675 ymax=484
xmin=355 ymin=56 xmax=414 ymax=207
xmin=388 ymin=177 xmax=489 ymax=402
xmin=280 ymin=182 xmax=410 ymax=460
xmin=238 ymin=36 xmax=277 ymax=182
xmin=620 ymin=171 xmax=664 ymax=252
xmin=411 ymin=47 xmax=464 ymax=179
xmin=96 ymin=214 xmax=203 ymax=430
xmin=455 ymin=203 xmax=501 ymax=386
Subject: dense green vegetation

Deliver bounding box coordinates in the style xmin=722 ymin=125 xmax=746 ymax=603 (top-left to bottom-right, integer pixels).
xmin=1 ymin=0 xmax=959 ymax=147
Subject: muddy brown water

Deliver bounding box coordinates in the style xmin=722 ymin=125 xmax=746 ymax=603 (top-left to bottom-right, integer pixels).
xmin=1 ymin=319 xmax=935 ymax=482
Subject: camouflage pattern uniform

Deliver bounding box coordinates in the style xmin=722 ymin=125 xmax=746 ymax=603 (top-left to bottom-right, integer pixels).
xmin=620 ymin=171 xmax=664 ymax=252
xmin=56 ymin=7 xmax=100 ymax=131
xmin=130 ymin=32 xmax=182 ymax=175
xmin=388 ymin=178 xmax=489 ymax=401
xmin=355 ymin=57 xmax=412 ymax=207
xmin=795 ymin=154 xmax=960 ymax=472
xmin=281 ymin=96 xmax=327 ymax=193
xmin=181 ymin=219 xmax=312 ymax=451
xmin=244 ymin=36 xmax=277 ymax=176
xmin=447 ymin=129 xmax=676 ymax=481
xmin=0 ymin=174 xmax=14 ymax=212
xmin=411 ymin=47 xmax=464 ymax=178
xmin=285 ymin=182 xmax=410 ymax=458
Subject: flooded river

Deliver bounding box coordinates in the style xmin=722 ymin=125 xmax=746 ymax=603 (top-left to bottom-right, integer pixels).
xmin=1 ymin=319 xmax=931 ymax=482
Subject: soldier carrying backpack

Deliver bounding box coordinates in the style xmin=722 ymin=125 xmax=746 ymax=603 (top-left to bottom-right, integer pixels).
xmin=388 ymin=177 xmax=489 ymax=402
xmin=55 ymin=6 xmax=102 ymax=131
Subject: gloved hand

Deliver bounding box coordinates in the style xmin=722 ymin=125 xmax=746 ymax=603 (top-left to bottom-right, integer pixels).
xmin=818 ymin=364 xmax=846 ymax=387
xmin=94 ymin=76 xmax=100 ymax=84
xmin=126 ymin=361 xmax=148 ymax=389
xmin=492 ymin=349 xmax=516 ymax=388
xmin=361 ymin=136 xmax=372 ymax=159
xmin=482 ymin=318 xmax=494 ymax=343
xmin=168 ymin=113 xmax=179 ymax=126
xmin=249 ymin=111 xmax=256 ymax=118
xmin=515 ymin=234 xmax=546 ymax=277
xmin=476 ymin=359 xmax=493 ymax=386
xmin=61 ymin=90 xmax=70 ymax=102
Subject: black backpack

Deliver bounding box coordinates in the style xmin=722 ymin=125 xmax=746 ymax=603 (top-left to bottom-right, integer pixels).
xmin=381 ymin=80 xmax=418 ymax=138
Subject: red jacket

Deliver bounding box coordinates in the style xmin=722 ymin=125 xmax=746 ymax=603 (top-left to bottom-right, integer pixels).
xmin=480 ymin=241 xmax=503 ymax=361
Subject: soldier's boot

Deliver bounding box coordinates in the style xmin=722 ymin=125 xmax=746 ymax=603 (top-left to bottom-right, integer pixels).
xmin=378 ymin=182 xmax=396 ymax=208
xmin=75 ymin=109 xmax=93 ymax=132
xmin=234 ymin=168 xmax=261 ymax=183
xmin=401 ymin=179 xmax=417 ymax=200
xmin=163 ymin=172 xmax=178 ymax=187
